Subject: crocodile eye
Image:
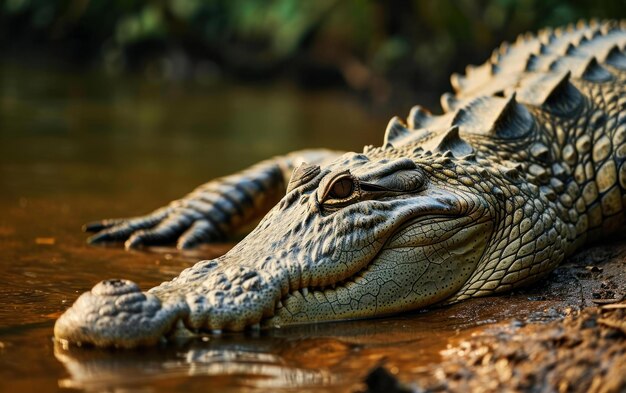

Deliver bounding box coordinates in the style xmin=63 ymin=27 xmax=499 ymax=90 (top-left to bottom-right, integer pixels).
xmin=318 ymin=171 xmax=360 ymax=208
xmin=328 ymin=177 xmax=354 ymax=199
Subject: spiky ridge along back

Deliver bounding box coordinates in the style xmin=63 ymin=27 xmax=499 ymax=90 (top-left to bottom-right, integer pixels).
xmin=371 ymin=19 xmax=625 ymax=235
xmin=377 ymin=19 xmax=626 ymax=151
xmin=361 ymin=20 xmax=626 ymax=299
xmin=450 ymin=19 xmax=626 ymax=104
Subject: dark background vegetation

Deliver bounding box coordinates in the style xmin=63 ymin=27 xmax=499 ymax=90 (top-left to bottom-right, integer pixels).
xmin=2 ymin=0 xmax=625 ymax=110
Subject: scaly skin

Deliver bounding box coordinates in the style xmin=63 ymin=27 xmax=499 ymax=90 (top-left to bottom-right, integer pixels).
xmin=55 ymin=20 xmax=626 ymax=347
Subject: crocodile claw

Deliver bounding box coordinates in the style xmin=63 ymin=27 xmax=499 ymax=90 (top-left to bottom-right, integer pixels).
xmin=83 ymin=219 xmax=125 ymax=233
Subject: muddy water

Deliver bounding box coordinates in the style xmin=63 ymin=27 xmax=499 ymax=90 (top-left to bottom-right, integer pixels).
xmin=0 ymin=64 xmax=583 ymax=392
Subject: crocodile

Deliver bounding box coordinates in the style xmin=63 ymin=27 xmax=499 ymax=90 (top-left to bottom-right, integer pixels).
xmin=55 ymin=20 xmax=626 ymax=348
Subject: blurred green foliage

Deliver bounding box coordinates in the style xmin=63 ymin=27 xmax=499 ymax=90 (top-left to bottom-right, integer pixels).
xmin=1 ymin=0 xmax=624 ymax=104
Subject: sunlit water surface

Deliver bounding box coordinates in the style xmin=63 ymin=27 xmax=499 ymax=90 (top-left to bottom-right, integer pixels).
xmin=0 ymin=64 xmax=569 ymax=392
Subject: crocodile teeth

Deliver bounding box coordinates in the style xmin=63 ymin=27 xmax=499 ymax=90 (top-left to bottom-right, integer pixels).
xmin=249 ymin=323 xmax=261 ymax=330
xmin=276 ymin=300 xmax=284 ymax=309
xmin=302 ymin=288 xmax=309 ymax=296
xmin=211 ymin=329 xmax=223 ymax=335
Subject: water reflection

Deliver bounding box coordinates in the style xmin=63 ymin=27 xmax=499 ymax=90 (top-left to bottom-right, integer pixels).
xmin=184 ymin=349 xmax=335 ymax=389
xmin=55 ymin=336 xmax=340 ymax=391
xmin=53 ymin=293 xmax=567 ymax=392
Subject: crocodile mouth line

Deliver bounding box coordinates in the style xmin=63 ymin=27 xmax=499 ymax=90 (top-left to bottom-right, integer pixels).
xmin=264 ymin=213 xmax=474 ymax=323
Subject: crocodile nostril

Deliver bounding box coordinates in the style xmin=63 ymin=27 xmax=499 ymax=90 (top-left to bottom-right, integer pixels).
xmin=55 ymin=279 xmax=188 ymax=348
xmin=92 ymin=279 xmax=140 ymax=296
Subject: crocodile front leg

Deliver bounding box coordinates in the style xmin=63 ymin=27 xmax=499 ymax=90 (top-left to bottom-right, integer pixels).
xmin=86 ymin=149 xmax=342 ymax=249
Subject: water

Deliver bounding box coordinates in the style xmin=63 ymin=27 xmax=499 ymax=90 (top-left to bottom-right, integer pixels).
xmin=0 ymin=63 xmax=573 ymax=392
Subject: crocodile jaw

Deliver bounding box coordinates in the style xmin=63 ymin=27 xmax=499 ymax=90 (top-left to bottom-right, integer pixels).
xmin=264 ymin=216 xmax=493 ymax=327
xmin=55 ymin=182 xmax=489 ymax=347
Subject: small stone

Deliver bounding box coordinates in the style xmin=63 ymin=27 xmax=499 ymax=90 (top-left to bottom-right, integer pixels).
xmin=585 ymin=266 xmax=603 ymax=272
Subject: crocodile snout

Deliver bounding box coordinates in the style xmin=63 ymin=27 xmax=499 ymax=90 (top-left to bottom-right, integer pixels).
xmin=174 ymin=262 xmax=285 ymax=332
xmin=54 ymin=279 xmax=187 ymax=348
xmin=55 ymin=258 xmax=289 ymax=347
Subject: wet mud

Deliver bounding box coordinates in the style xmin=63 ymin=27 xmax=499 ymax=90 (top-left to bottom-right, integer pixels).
xmin=363 ymin=242 xmax=626 ymax=393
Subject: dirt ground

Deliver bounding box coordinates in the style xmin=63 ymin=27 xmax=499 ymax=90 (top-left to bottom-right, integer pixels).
xmin=363 ymin=239 xmax=626 ymax=393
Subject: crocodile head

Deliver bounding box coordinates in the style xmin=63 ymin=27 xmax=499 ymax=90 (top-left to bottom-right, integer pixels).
xmin=55 ymin=152 xmax=518 ymax=348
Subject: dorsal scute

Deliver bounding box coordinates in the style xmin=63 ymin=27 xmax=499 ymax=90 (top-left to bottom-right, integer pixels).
xmin=538 ymin=27 xmax=556 ymax=44
xmin=433 ymin=126 xmax=474 ymax=158
xmin=444 ymin=19 xmax=625 ymax=104
xmin=516 ymin=70 xmax=581 ymax=110
xmin=605 ymin=46 xmax=626 ymax=69
xmin=525 ymin=54 xmax=539 ymax=71
xmin=400 ymin=21 xmax=624 ymax=161
xmin=525 ymin=53 xmax=560 ymax=72
xmin=562 ymin=42 xmax=578 ymax=56
xmin=600 ymin=44 xmax=622 ymax=62
xmin=452 ymin=94 xmax=533 ymax=139
xmin=575 ymin=30 xmax=625 ymax=56
xmin=383 ymin=117 xmax=411 ymax=146
xmin=450 ymin=73 xmax=466 ymax=92
xmin=576 ymin=57 xmax=613 ymax=82
xmin=381 ymin=110 xmax=439 ymax=148
xmin=548 ymin=55 xmax=614 ymax=82
xmin=440 ymin=92 xmax=459 ymax=113
xmin=408 ymin=105 xmax=433 ymax=129
xmin=574 ymin=35 xmax=589 ymax=46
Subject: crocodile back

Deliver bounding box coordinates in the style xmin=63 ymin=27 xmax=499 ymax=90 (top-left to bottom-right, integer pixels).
xmin=379 ymin=20 xmax=626 ymax=250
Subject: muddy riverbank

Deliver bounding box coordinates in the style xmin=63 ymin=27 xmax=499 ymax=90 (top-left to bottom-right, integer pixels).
xmin=363 ymin=241 xmax=626 ymax=393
